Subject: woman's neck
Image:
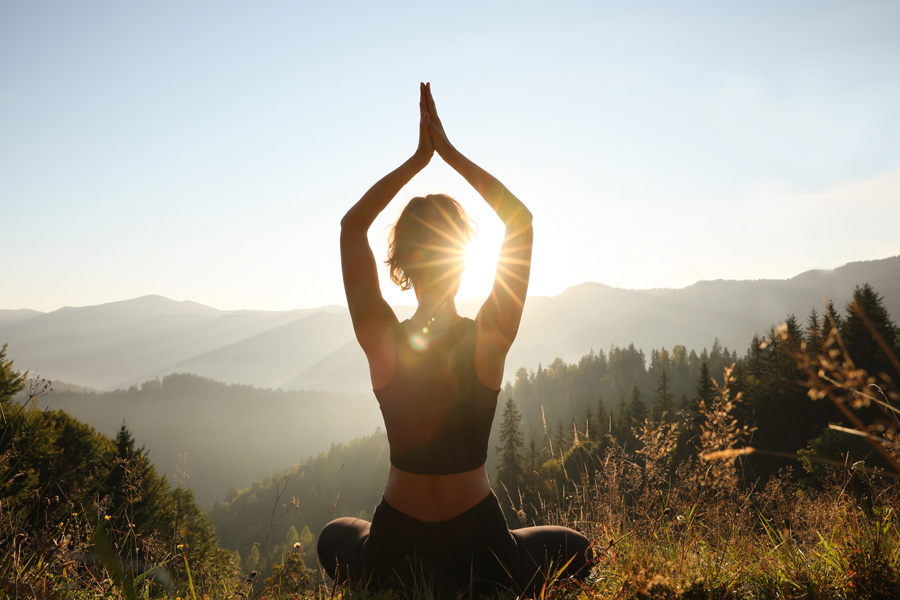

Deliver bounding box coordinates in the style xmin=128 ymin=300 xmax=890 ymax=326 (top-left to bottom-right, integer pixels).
xmin=411 ymin=295 xmax=459 ymax=329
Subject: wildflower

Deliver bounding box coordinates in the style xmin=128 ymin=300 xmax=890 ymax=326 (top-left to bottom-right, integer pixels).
xmin=177 ymin=543 xmax=184 ymax=549
xmin=104 ymin=515 xmax=111 ymax=521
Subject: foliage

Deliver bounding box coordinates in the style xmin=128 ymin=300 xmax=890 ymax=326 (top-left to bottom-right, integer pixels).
xmin=495 ymin=396 xmax=526 ymax=520
xmin=209 ymin=429 xmax=390 ymax=588
xmin=0 ymin=343 xmax=26 ymax=407
xmin=0 ymin=354 xmax=239 ymax=597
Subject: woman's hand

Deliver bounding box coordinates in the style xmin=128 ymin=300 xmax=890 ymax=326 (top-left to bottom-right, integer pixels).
xmin=413 ymin=82 xmax=435 ymax=166
xmin=423 ymin=82 xmax=455 ymax=159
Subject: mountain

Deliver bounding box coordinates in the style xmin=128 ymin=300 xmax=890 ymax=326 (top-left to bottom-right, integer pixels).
xmin=4 ymin=256 xmax=899 ymax=393
xmin=0 ymin=308 xmax=42 ymax=327
xmin=1 ymin=296 xmax=347 ymax=389
xmin=40 ymin=373 xmax=381 ymax=506
xmin=288 ymin=256 xmax=900 ymax=391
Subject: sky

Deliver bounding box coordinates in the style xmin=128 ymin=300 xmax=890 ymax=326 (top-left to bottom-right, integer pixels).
xmin=2 ymin=1 xmax=900 ymax=313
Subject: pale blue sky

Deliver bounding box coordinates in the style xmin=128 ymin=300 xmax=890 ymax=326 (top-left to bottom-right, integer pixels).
xmin=3 ymin=1 xmax=899 ymax=312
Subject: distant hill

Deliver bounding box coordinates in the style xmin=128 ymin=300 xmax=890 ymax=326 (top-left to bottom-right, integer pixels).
xmin=40 ymin=373 xmax=381 ymax=506
xmin=0 ymin=308 xmax=42 ymax=327
xmin=4 ymin=256 xmax=899 ymax=393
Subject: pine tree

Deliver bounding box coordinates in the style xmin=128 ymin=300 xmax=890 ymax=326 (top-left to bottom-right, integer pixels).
xmin=285 ymin=525 xmax=300 ymax=549
xmin=629 ymin=385 xmax=647 ymax=423
xmin=495 ymin=397 xmax=525 ymax=497
xmin=614 ymin=394 xmax=630 ymax=442
xmin=299 ymin=526 xmax=313 ymax=549
xmin=555 ymin=419 xmax=567 ymax=455
xmin=842 ymin=284 xmax=899 ymax=380
xmin=690 ymin=363 xmax=714 ymax=447
xmin=593 ymin=395 xmax=609 ymax=436
xmin=653 ymin=366 xmax=674 ymax=422
xmin=823 ymin=300 xmax=844 ymax=342
xmin=0 ymin=343 xmax=26 ymax=407
xmin=105 ymin=423 xmax=170 ymax=546
xmin=806 ymin=308 xmax=822 ymax=357
xmin=245 ymin=544 xmax=261 ymax=573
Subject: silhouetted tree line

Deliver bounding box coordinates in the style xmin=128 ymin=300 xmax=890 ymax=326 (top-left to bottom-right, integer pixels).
xmin=492 ymin=283 xmax=900 ymax=522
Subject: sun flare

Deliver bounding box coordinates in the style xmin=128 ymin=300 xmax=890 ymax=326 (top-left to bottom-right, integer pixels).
xmin=457 ymin=218 xmax=505 ymax=302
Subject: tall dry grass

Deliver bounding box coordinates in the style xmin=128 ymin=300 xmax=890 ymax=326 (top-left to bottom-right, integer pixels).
xmin=529 ymin=315 xmax=900 ymax=600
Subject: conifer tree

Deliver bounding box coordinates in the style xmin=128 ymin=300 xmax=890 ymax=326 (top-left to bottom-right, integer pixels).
xmin=653 ymin=366 xmax=674 ymax=422
xmin=823 ymin=300 xmax=844 ymax=342
xmin=842 ymin=284 xmax=899 ymax=380
xmin=0 ymin=343 xmax=25 ymax=407
xmin=555 ymin=419 xmax=567 ymax=455
xmin=594 ymin=395 xmax=608 ymax=437
xmin=673 ymin=361 xmax=715 ymax=465
xmin=245 ymin=544 xmax=261 ymax=573
xmin=629 ymin=384 xmax=647 ymax=423
xmin=806 ymin=308 xmax=822 ymax=357
xmin=495 ymin=397 xmax=525 ymax=497
xmin=299 ymin=526 xmax=314 ymax=558
xmin=614 ymin=394 xmax=630 ymax=442
xmin=695 ymin=363 xmax=715 ymax=414
xmin=285 ymin=525 xmax=300 ymax=549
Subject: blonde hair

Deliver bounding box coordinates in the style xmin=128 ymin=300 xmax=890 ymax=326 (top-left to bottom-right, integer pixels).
xmin=386 ymin=194 xmax=475 ymax=291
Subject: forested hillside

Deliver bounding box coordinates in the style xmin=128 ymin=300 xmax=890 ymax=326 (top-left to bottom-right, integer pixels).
xmin=209 ymin=430 xmax=390 ymax=579
xmin=0 ymin=347 xmax=238 ymax=597
xmin=210 ymin=283 xmax=900 ymax=589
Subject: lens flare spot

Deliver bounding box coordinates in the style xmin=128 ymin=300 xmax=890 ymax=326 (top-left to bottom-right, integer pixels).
xmin=409 ymin=333 xmax=428 ymax=351
xmin=422 ymin=327 xmax=429 ymax=334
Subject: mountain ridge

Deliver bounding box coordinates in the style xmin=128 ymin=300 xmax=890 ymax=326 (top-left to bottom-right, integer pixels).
xmin=3 ymin=255 xmax=899 ymax=392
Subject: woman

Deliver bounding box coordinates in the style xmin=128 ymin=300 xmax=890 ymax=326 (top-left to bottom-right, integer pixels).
xmin=318 ymin=83 xmax=592 ymax=596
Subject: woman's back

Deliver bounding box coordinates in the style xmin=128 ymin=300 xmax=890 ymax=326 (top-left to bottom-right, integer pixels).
xmin=375 ymin=318 xmax=499 ymax=475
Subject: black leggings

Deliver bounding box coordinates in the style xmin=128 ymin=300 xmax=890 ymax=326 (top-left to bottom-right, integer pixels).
xmin=317 ymin=492 xmax=592 ymax=596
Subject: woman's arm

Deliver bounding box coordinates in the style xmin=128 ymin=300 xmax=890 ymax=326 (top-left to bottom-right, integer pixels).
xmin=341 ymin=84 xmax=434 ymax=352
xmin=423 ymin=84 xmax=533 ymax=350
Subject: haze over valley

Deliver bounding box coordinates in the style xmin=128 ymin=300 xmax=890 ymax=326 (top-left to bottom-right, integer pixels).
xmin=5 ymin=255 xmax=899 ymax=505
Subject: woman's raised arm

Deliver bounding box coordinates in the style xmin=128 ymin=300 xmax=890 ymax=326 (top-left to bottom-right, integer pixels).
xmin=423 ymin=84 xmax=534 ymax=352
xmin=341 ymin=84 xmax=434 ymax=352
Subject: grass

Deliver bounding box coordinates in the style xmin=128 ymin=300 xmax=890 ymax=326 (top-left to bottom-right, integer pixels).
xmin=3 ymin=316 xmax=900 ymax=599
xmin=9 ymin=424 xmax=896 ymax=599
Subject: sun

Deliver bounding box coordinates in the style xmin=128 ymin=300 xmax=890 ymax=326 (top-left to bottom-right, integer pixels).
xmin=457 ymin=218 xmax=505 ymax=302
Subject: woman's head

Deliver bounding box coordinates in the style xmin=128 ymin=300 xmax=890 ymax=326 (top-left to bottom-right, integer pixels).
xmin=386 ymin=194 xmax=475 ymax=293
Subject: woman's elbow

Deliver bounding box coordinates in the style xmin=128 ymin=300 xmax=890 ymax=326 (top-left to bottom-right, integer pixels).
xmin=340 ymin=211 xmax=365 ymax=231
xmin=519 ymin=206 xmax=534 ymax=225
xmin=510 ymin=206 xmax=533 ymax=228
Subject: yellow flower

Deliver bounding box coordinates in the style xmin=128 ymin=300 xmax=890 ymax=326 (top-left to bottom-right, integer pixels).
xmin=177 ymin=544 xmax=184 ymax=549
xmin=104 ymin=515 xmax=111 ymax=521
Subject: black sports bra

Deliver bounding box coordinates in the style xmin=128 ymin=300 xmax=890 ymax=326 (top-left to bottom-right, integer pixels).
xmin=374 ymin=317 xmax=501 ymax=475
